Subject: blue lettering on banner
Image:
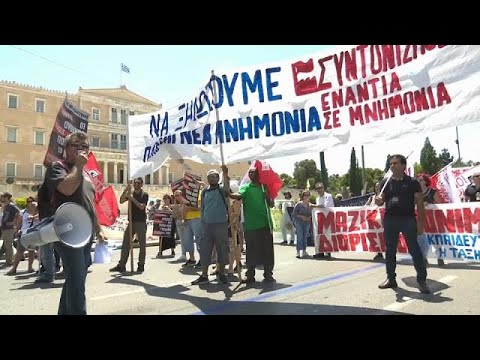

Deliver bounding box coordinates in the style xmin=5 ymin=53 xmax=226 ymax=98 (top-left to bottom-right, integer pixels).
xmin=242 ymin=70 xmax=264 ymax=105
xmin=238 ymin=117 xmax=252 ymax=140
xmin=208 ymin=76 xmax=224 ymax=109
xmin=202 ymin=124 xmax=212 ymax=144
xmin=222 ymin=73 xmax=239 ymax=107
xmin=254 ymin=114 xmax=271 ymax=138
xmin=438 ymin=247 xmax=447 ymax=258
xmin=266 ymin=67 xmax=282 ymax=101
xmin=150 ymin=113 xmax=169 ymax=138
xmin=224 ymin=120 xmax=239 ymax=142
xmin=308 ymin=107 xmax=322 ymax=131
xmin=271 ymin=112 xmax=285 ymax=136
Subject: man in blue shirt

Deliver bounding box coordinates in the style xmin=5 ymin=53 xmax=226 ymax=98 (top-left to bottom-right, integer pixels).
xmin=191 ymin=166 xmax=230 ymax=285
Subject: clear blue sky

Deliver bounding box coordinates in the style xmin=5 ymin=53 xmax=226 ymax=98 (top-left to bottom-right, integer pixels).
xmin=1 ymin=45 xmax=476 ymax=176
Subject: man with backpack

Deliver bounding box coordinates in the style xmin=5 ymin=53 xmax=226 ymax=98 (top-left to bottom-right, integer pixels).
xmin=191 ymin=167 xmax=230 ymax=285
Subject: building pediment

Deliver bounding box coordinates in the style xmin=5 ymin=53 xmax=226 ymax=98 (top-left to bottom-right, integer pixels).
xmin=78 ymin=86 xmax=161 ymax=108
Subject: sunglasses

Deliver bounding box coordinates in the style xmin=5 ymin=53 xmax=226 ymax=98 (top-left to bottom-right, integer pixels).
xmin=69 ymin=143 xmax=89 ymax=149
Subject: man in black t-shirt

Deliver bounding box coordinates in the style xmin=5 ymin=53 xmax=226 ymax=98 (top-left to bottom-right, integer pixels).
xmin=375 ymin=154 xmax=430 ymax=294
xmin=110 ymin=177 xmax=149 ymax=273
xmin=464 ymin=172 xmax=480 ymax=202
xmin=43 ymin=132 xmax=107 ymax=315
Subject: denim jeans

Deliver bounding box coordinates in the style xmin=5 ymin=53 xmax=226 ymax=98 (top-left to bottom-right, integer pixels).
xmin=54 ymin=242 xmax=92 ymax=315
xmin=175 ymin=219 xmax=186 ymax=255
xmin=383 ymin=216 xmax=427 ymax=283
xmin=294 ymin=221 xmax=309 ymax=251
xmin=39 ymin=242 xmax=55 ymax=281
xmin=183 ymin=218 xmax=201 ymax=253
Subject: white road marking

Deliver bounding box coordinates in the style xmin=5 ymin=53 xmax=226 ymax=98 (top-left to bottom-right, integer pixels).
xmin=381 ymin=275 xmax=458 ymax=313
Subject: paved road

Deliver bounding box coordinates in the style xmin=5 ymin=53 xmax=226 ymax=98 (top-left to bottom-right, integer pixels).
xmin=1 ymin=236 xmax=479 ymax=315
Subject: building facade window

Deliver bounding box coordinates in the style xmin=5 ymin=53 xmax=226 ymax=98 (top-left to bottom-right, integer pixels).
xmin=36 ymin=99 xmax=45 ymax=113
xmin=92 ymin=108 xmax=100 ymax=121
xmin=34 ymin=130 xmax=45 ymax=145
xmin=6 ymin=127 xmax=17 ymax=143
xmin=92 ymin=137 xmax=101 ymax=147
xmin=129 ymin=110 xmax=135 ymax=116
xmin=120 ymin=135 xmax=126 ymax=149
xmin=34 ymin=164 xmax=44 ymax=178
xmin=111 ymin=134 xmax=118 ymax=149
xmin=8 ymin=94 xmax=18 ymax=109
xmin=6 ymin=163 xmax=16 ymax=177
xmin=111 ymin=108 xmax=117 ymax=123
xmin=168 ymin=172 xmax=173 ymax=184
xmin=120 ymin=109 xmax=127 ymax=125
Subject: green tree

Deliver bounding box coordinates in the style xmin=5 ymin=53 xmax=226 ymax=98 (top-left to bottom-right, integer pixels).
xmin=420 ymin=137 xmax=442 ymax=175
xmin=293 ymin=159 xmax=321 ymax=189
xmin=349 ymin=148 xmax=363 ymax=196
xmin=364 ymin=168 xmax=385 ymax=192
xmin=413 ymin=162 xmax=423 ymax=175
xmin=438 ymin=148 xmax=454 ymax=166
xmin=280 ymin=173 xmax=293 ymax=187
xmin=319 ymin=152 xmax=329 ymax=190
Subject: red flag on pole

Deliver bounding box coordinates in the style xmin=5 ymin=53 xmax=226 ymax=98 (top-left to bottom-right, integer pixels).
xmin=84 ymin=152 xmax=119 ymax=226
xmin=252 ymin=160 xmax=283 ymax=199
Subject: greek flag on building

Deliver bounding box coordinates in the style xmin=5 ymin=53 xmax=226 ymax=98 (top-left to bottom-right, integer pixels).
xmin=121 ymin=63 xmax=130 ymax=73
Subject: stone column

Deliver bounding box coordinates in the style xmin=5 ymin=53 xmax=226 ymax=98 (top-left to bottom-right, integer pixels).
xmin=123 ymin=163 xmax=127 ymax=185
xmin=103 ymin=161 xmax=109 ymax=184
xmin=113 ymin=162 xmax=118 ymax=184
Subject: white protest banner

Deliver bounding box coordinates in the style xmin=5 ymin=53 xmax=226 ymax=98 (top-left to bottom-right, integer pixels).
xmin=128 ymin=45 xmax=480 ymax=179
xmin=431 ymin=164 xmax=480 ymax=203
xmin=312 ymin=202 xmax=480 ymax=262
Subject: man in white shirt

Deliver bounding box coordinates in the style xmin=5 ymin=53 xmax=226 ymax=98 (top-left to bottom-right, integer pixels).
xmin=280 ymin=192 xmax=295 ymax=245
xmin=313 ymin=183 xmax=334 ymax=260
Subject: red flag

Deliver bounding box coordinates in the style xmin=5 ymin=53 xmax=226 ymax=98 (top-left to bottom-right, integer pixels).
xmin=252 ymin=160 xmax=283 ymax=199
xmin=84 ymin=152 xmax=119 ymax=226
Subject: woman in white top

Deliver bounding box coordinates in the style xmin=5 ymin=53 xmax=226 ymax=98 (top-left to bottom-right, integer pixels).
xmin=6 ymin=196 xmax=39 ymax=275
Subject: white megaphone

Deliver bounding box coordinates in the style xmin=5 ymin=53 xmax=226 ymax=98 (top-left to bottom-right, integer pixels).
xmin=20 ymin=202 xmax=93 ymax=249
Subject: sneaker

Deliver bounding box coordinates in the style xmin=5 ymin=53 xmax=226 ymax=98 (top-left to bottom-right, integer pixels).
xmin=289 ymin=241 xmax=295 ymax=246
xmin=109 ymin=264 xmax=126 ymax=273
xmin=137 ymin=264 xmax=144 ymax=273
xmin=34 ymin=277 xmax=53 ymax=284
xmin=241 ymin=277 xmax=255 ymax=284
xmin=437 ymin=259 xmax=445 ymax=267
xmin=194 ymin=261 xmax=202 ymax=269
xmin=418 ymin=282 xmax=431 ymax=294
xmin=280 ymin=240 xmax=288 ymax=245
xmin=378 ymin=279 xmax=398 ymax=289
xmin=296 ymin=251 xmax=301 ymax=259
xmin=302 ymin=251 xmax=310 ymax=258
xmin=373 ymin=253 xmax=384 ymax=261
xmin=191 ymin=275 xmax=209 ymax=285
xmin=218 ymin=274 xmax=229 ymax=284
xmin=313 ymin=253 xmax=324 ymax=259
xmin=263 ymin=276 xmax=276 ymax=283
xmin=182 ymin=259 xmax=196 ymax=267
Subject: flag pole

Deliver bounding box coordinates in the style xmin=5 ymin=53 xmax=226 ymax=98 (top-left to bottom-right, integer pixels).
xmin=126 ymin=109 xmax=135 ymax=272
xmin=210 ymin=70 xmax=241 ymax=281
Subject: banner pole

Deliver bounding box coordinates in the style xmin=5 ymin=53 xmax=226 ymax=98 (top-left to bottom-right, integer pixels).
xmin=128 ymin=194 xmax=134 ymax=272
xmin=211 ymin=70 xmax=241 ymax=281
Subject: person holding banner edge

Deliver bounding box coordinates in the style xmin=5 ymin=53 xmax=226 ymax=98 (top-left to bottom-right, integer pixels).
xmin=375 ymin=154 xmax=431 ymax=294
xmin=230 ymin=166 xmax=276 ymax=284
xmin=110 ymin=178 xmax=148 ymax=273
